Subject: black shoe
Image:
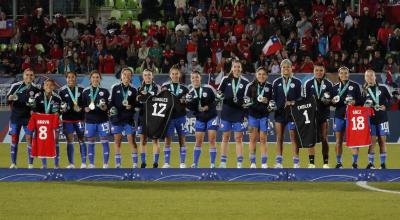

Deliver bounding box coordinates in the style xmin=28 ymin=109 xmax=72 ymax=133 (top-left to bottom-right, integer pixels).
xmin=366 ymin=163 xmax=375 ymax=169
xmin=352 ymin=163 xmax=358 ymax=169
xmin=381 ymin=163 xmax=386 ymax=169
xmin=335 ymin=163 xmax=343 ymax=169
xmin=153 ymin=163 xmax=158 ymax=168
xmin=140 ymin=162 xmax=147 ymax=168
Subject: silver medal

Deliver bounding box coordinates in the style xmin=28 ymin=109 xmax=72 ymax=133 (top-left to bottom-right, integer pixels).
xmin=332 ymin=95 xmax=340 ymax=104
xmin=233 ymin=97 xmax=238 ymax=103
xmin=73 ymin=104 xmax=81 ymax=112
xmin=89 ymin=102 xmax=95 ymax=110
xmin=374 ymin=105 xmax=381 ymax=111
xmin=257 ymin=95 xmax=264 ymax=102
xmin=122 ymin=100 xmax=129 ymax=106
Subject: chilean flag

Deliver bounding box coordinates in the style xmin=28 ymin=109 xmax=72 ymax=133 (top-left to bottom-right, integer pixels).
xmin=262 ymin=35 xmax=283 ymax=56
xmin=0 ymin=20 xmax=13 ymax=29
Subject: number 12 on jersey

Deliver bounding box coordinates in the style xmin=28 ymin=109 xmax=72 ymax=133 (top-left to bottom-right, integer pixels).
xmin=152 ymin=103 xmax=167 ymax=117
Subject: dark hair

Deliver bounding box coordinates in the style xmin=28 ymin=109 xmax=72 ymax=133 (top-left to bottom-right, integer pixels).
xmin=89 ymin=70 xmax=101 ymax=79
xmin=65 ymin=71 xmax=77 ymax=78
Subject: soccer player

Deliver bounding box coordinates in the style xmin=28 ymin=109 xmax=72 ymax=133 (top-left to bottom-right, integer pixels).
xmin=331 ymin=66 xmax=362 ymax=169
xmin=32 ymin=78 xmax=62 ymax=168
xmin=363 ymin=69 xmax=391 ymax=169
xmin=109 ymin=68 xmax=138 ymax=168
xmin=303 ymin=64 xmax=333 ymax=168
xmin=59 ymin=71 xmax=87 ymax=168
xmin=136 ymin=69 xmax=161 ymax=168
xmin=7 ymin=68 xmax=40 ymax=169
xmin=82 ymin=70 xmax=110 ymax=168
xmin=272 ymin=59 xmax=302 ymax=168
xmin=161 ymin=66 xmax=189 ymax=168
xmin=186 ymin=71 xmax=218 ymax=168
xmin=217 ymin=59 xmax=249 ymax=168
xmin=244 ymin=67 xmax=272 ymax=168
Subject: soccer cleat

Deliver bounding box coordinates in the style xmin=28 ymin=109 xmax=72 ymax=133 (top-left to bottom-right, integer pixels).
xmin=219 ymin=162 xmax=227 ymax=168
xmin=132 ymin=163 xmax=138 ymax=169
xmin=250 ymin=163 xmax=256 ymax=168
xmin=80 ymin=164 xmax=87 ymax=169
xmin=180 ymin=163 xmax=186 ymax=168
xmin=28 ymin=164 xmax=33 ymax=169
xmin=323 ymin=164 xmax=330 ymax=169
xmin=66 ymin=164 xmax=75 ymax=169
xmin=103 ymin=164 xmax=109 ymax=169
xmin=153 ymin=163 xmax=158 ymax=168
xmin=88 ymin=164 xmax=95 ymax=169
xmin=335 ymin=163 xmax=343 ymax=169
xmin=366 ymin=163 xmax=375 ymax=169
xmin=210 ymin=163 xmax=215 ymax=169
xmin=140 ymin=162 xmax=147 ymax=168
xmin=162 ymin=163 xmax=170 ymax=168
xmin=9 ymin=163 xmax=17 ymax=169
xmin=237 ymin=162 xmax=242 ymax=169
xmin=261 ymin=164 xmax=268 ymax=169
xmin=115 ymin=164 xmax=121 ymax=168
xmin=307 ymin=164 xmax=316 ymax=168
xmin=274 ymin=163 xmax=283 ymax=169
xmin=293 ymin=164 xmax=300 ymax=168
xmin=381 ymin=163 xmax=386 ymax=169
xmin=352 ymin=163 xmax=358 ymax=169
xmin=191 ymin=163 xmax=198 ymax=168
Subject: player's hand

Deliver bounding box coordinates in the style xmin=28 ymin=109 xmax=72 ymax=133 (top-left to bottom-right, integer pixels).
xmin=85 ymin=107 xmax=90 ymax=112
xmin=261 ymin=98 xmax=268 ymax=104
xmin=202 ymin=105 xmax=209 ymax=111
xmin=380 ymin=105 xmax=386 ymax=111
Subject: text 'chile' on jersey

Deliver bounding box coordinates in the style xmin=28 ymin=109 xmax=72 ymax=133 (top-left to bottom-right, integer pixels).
xmin=218 ymin=75 xmax=249 ymax=122
xmin=303 ymin=77 xmax=333 ymax=122
xmin=272 ymin=76 xmax=302 ymax=122
xmin=109 ymin=82 xmax=137 ymax=125
xmin=332 ymin=80 xmax=362 ymax=119
xmin=59 ymin=85 xmax=84 ymax=122
xmin=186 ymin=85 xmax=218 ymax=122
xmin=244 ymin=80 xmax=273 ymax=118
xmin=82 ymin=86 xmax=110 ymax=123
xmin=161 ymin=82 xmax=189 ymax=119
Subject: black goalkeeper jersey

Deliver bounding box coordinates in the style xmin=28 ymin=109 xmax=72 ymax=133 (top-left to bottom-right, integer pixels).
xmin=290 ymin=97 xmax=318 ymax=148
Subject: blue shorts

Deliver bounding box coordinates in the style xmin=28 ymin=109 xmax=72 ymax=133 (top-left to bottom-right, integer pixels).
xmin=165 ymin=116 xmax=188 ymax=136
xmin=370 ymin=121 xmax=389 ymax=137
xmin=63 ymin=121 xmax=85 ymax=137
xmin=195 ymin=117 xmax=219 ymax=132
xmin=248 ymin=116 xmax=269 ymax=132
xmin=333 ymin=117 xmax=345 ymax=132
xmin=111 ymin=123 xmax=135 ymax=135
xmin=9 ymin=123 xmax=32 ymax=136
xmin=85 ymin=122 xmax=110 ymax=138
xmin=219 ymin=119 xmax=247 ymax=132
xmin=274 ymin=121 xmax=296 ymax=130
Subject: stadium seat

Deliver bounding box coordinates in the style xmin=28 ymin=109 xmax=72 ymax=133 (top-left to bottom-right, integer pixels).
xmin=132 ymin=20 xmax=141 ymax=29
xmin=114 ymin=0 xmax=126 ymax=9
xmin=155 ymin=20 xmax=162 ymax=27
xmin=11 ymin=43 xmax=18 ymax=52
xmin=167 ymin=20 xmax=175 ymax=30
xmin=126 ymin=0 xmax=141 ymax=9
xmin=34 ymin=44 xmax=45 ymax=53
xmin=142 ymin=19 xmax=152 ymax=31
xmin=121 ymin=10 xmax=134 ymax=20
xmin=0 ymin=44 xmax=6 ymax=52
xmin=105 ymin=0 xmax=114 ymax=7
xmin=110 ymin=9 xmax=122 ymax=20
xmin=131 ymin=9 xmax=140 ymax=19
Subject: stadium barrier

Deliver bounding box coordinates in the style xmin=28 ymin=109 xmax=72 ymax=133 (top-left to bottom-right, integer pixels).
xmin=0 ymin=168 xmax=399 ymax=182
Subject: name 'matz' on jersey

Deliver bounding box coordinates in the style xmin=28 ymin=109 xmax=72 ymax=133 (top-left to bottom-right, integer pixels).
xmin=290 ymin=97 xmax=318 ymax=148
xmin=27 ymin=113 xmax=59 ymax=158
xmin=144 ymin=90 xmax=175 ymax=139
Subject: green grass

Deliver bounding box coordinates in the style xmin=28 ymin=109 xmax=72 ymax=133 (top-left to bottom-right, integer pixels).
xmin=0 ymin=182 xmax=399 ymax=220
xmin=0 ymin=143 xmax=399 ymax=169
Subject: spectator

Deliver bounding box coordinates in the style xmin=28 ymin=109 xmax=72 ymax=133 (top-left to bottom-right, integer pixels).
xmin=358 ymin=57 xmax=372 ymax=73
xmin=100 ymin=51 xmax=115 ymax=74
xmin=197 ymin=29 xmax=212 ymax=65
xmin=192 ymin=9 xmax=207 ymax=31
xmin=141 ymin=57 xmax=158 ymax=74
xmin=138 ymin=42 xmax=149 ymax=64
xmin=268 ymin=57 xmax=280 ymax=74
xmin=296 ymin=11 xmax=312 ymax=38
xmin=188 ymin=57 xmax=203 ymax=74
xmin=299 ymin=56 xmax=314 ymax=73
xmin=148 ymin=41 xmax=163 ymax=67
xmin=161 ymin=58 xmax=173 ymax=73
xmin=86 ymin=16 xmax=97 ymax=35
xmin=175 ymin=18 xmax=190 ymax=35
xmin=377 ymin=22 xmax=393 ymax=47
xmin=359 ymin=7 xmax=374 ymax=39
xmin=62 ymin=21 xmax=79 ymax=43
xmin=370 ymin=50 xmax=385 ymax=72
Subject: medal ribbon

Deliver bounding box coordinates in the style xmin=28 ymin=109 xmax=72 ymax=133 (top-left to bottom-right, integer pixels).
xmin=44 ymin=94 xmax=53 ymax=114
xmin=67 ymin=86 xmax=78 ymax=104
xmin=231 ymin=78 xmax=241 ymax=100
xmin=89 ymin=86 xmax=99 ymax=103
xmin=282 ymin=77 xmax=292 ymax=97
xmin=367 ymin=86 xmax=380 ymax=106
xmin=338 ymin=81 xmax=350 ymax=97
xmin=313 ymin=78 xmax=325 ymax=98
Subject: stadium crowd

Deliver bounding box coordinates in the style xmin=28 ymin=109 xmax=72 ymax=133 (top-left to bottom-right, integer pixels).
xmin=0 ymin=0 xmax=399 ymax=87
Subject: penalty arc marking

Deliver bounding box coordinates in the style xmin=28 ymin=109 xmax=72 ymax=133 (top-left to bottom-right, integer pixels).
xmin=356 ymin=181 xmax=400 ymax=195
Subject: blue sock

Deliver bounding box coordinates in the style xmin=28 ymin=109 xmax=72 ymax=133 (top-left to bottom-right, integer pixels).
xmin=237 ymin=156 xmax=244 ymax=163
xmin=153 ymin=153 xmax=160 ymax=164
xmin=293 ymin=156 xmax=299 ymax=165
xmin=88 ymin=141 xmax=95 ymax=165
xmin=276 ymin=155 xmax=283 ymax=164
xmin=67 ymin=142 xmax=74 ymax=165
xmin=380 ymin=153 xmax=387 ymax=164
xmin=115 ymin=154 xmax=121 ymax=166
xmin=55 ymin=144 xmax=60 ymax=167
xmin=42 ymin=158 xmax=47 ymax=168
xmin=10 ymin=143 xmax=18 ymax=164
xmin=141 ymin=152 xmax=146 ymax=164
xmin=27 ymin=144 xmax=33 ymax=165
xmin=79 ymin=142 xmax=87 ymax=164
xmin=164 ymin=147 xmax=171 ymax=164
xmin=101 ymin=140 xmax=110 ymax=165
xmin=368 ymin=153 xmax=375 ymax=164
xmin=193 ymin=146 xmax=202 ymax=166
xmin=209 ymin=148 xmax=217 ymax=165
xmin=180 ymin=146 xmax=186 ymax=163
xmin=261 ymin=155 xmax=267 ymax=164
xmin=336 ymin=155 xmax=342 ymax=164
xmin=250 ymin=153 xmax=256 ymax=164
xmin=132 ymin=153 xmax=138 ymax=165
xmin=352 ymin=154 xmax=358 ymax=164
xmin=221 ymin=155 xmax=227 ymax=163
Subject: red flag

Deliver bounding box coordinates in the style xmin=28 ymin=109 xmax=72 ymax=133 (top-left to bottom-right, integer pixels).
xmin=262 ymin=35 xmax=283 ymax=56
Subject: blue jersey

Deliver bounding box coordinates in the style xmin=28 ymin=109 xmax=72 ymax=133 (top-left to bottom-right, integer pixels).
xmin=272 ymin=76 xmax=302 ymax=122
xmin=244 ymin=80 xmax=273 ymax=118
xmin=218 ymin=75 xmax=249 ymax=122
xmin=109 ymin=83 xmax=137 ymax=124
xmin=59 ymin=85 xmax=84 ymax=121
xmin=82 ymin=86 xmax=110 ymax=124
xmin=186 ymin=85 xmax=218 ymax=122
xmin=332 ymin=80 xmax=362 ymax=119
xmin=7 ymin=81 xmax=41 ymax=125
xmin=33 ymin=91 xmax=62 ymax=114
xmin=161 ymin=82 xmax=189 ymax=119
xmin=363 ymin=84 xmax=391 ymax=124
xmin=303 ymin=77 xmax=333 ymax=121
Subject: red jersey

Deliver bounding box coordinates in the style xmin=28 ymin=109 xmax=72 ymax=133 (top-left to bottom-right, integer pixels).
xmin=346 ymin=105 xmax=374 ymax=148
xmin=27 ymin=113 xmax=59 ymax=158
